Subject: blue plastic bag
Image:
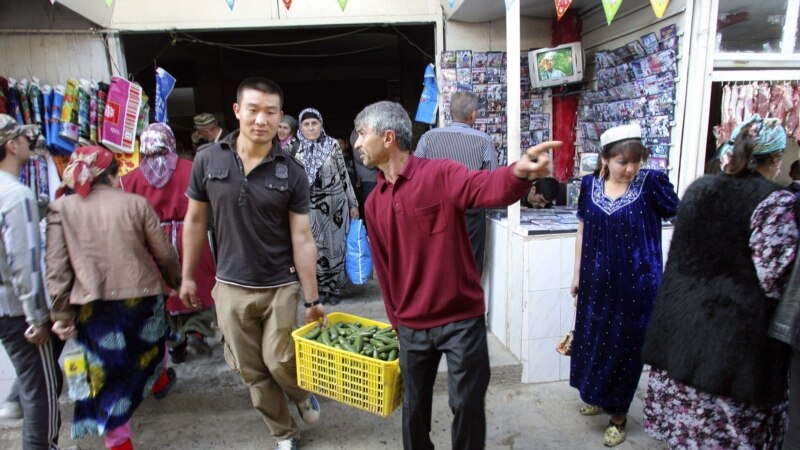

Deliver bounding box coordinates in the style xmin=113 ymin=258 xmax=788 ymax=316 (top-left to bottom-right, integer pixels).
xmin=345 ymin=218 xmax=372 ymax=285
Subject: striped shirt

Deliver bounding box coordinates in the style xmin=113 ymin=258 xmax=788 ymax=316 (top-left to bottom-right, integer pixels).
xmin=0 ymin=170 xmax=49 ymax=325
xmin=414 ymin=122 xmax=497 ymax=171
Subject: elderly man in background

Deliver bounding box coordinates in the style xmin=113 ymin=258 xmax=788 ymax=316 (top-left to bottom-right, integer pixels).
xmin=415 ymin=92 xmax=496 ymax=276
xmin=192 ymin=112 xmax=229 ymax=147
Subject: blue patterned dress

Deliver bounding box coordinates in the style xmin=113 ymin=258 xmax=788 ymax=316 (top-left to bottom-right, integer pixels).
xmin=570 ymin=169 xmax=679 ymax=414
xmin=71 ymin=296 xmax=167 ymax=438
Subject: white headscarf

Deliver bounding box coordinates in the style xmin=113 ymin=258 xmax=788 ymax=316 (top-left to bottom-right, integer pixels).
xmin=296 ymin=107 xmax=336 ymax=184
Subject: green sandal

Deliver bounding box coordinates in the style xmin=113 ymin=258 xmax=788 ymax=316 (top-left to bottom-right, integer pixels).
xmin=579 ymin=404 xmax=602 ymax=416
xmin=603 ymin=419 xmax=627 ymax=447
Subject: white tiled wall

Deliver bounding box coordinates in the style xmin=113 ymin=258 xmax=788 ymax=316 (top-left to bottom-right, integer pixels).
xmin=486 ymin=218 xmax=674 ymax=384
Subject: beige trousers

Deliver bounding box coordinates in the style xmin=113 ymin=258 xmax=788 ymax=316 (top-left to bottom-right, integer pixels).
xmin=213 ymin=281 xmax=310 ymax=442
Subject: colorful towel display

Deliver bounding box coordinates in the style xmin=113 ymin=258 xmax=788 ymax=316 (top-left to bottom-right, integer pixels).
xmin=59 ymin=78 xmax=80 ymax=142
xmin=101 ymin=76 xmax=142 ymax=154
xmin=2 ymin=70 xmax=171 ymax=200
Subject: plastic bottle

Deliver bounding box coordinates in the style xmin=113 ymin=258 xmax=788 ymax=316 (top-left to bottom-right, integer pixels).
xmin=62 ymin=341 xmax=90 ymax=401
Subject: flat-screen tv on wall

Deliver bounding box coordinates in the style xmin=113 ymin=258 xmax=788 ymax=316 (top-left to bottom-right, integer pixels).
xmin=528 ymin=42 xmax=585 ymax=89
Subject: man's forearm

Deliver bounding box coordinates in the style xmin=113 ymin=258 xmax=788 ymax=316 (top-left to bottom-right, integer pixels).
xmin=293 ymin=238 xmax=320 ymax=302
xmin=182 ymin=219 xmax=207 ymax=280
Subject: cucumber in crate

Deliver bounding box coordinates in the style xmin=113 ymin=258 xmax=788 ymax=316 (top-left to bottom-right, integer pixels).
xmin=292 ymin=312 xmax=403 ymax=417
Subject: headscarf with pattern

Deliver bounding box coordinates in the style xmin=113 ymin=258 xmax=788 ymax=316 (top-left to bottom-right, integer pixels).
xmin=56 ymin=145 xmax=116 ymax=198
xmin=296 ymin=107 xmax=336 ymax=184
xmin=719 ymin=114 xmax=787 ymax=171
xmin=139 ymin=122 xmax=179 ymax=189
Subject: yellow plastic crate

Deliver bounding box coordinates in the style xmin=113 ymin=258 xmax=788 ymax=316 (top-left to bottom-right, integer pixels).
xmin=292 ymin=312 xmax=403 ymax=417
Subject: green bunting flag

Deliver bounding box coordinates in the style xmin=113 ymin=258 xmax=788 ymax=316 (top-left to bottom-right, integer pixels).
xmin=338 ymin=0 xmax=348 ymax=11
xmin=105 ymin=0 xmax=113 ymax=7
xmin=602 ymin=0 xmax=623 ymax=25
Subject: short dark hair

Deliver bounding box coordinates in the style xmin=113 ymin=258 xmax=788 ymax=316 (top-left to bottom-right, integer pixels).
xmin=791 ymin=160 xmax=800 ymax=180
xmin=533 ymin=177 xmax=560 ymax=202
xmin=236 ymin=77 xmax=284 ymax=107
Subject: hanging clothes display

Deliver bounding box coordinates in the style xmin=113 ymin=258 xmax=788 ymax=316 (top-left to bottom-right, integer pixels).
xmin=2 ymin=72 xmax=150 ymax=200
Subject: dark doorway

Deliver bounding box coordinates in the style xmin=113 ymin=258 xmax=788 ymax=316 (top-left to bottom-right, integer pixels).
xmin=120 ymin=24 xmax=435 ymax=149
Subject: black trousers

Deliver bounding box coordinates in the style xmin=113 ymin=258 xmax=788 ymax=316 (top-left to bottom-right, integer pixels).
xmin=785 ymin=348 xmax=800 ymax=450
xmin=398 ymin=316 xmax=490 ymax=450
xmin=465 ymin=209 xmax=486 ymax=276
xmin=0 ymin=316 xmax=63 ymax=450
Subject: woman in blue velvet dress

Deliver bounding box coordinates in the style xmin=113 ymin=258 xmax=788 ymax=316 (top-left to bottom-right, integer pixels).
xmin=569 ymin=124 xmax=679 ymax=447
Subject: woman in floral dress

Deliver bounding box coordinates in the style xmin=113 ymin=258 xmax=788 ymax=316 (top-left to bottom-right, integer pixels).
xmin=295 ymin=108 xmax=358 ymax=305
xmin=642 ymin=115 xmax=795 ymax=449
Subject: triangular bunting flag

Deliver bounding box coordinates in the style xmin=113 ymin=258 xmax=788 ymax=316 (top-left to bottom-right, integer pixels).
xmin=226 ymin=0 xmax=235 ymax=11
xmin=105 ymin=0 xmax=113 ymax=7
xmin=555 ymin=0 xmax=572 ymax=20
xmin=650 ymin=0 xmax=669 ymax=18
xmin=50 ymin=0 xmax=56 ymax=4
xmin=602 ymin=0 xmax=623 ymax=25
xmin=504 ymin=0 xmax=516 ymax=11
xmin=283 ymin=0 xmax=292 ymax=10
xmin=338 ymin=0 xmax=348 ymax=11
xmin=448 ymin=0 xmax=456 ymax=7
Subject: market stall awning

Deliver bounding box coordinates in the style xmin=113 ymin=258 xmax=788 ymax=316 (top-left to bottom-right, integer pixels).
xmin=441 ymin=0 xmax=596 ymax=23
xmin=56 ymin=0 xmax=113 ymax=28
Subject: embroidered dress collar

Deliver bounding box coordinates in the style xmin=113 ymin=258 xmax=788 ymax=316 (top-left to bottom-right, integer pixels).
xmin=591 ymin=170 xmax=649 ymax=215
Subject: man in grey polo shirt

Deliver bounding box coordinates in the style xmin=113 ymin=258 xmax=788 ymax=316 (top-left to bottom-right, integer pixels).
xmin=179 ymin=78 xmax=324 ymax=450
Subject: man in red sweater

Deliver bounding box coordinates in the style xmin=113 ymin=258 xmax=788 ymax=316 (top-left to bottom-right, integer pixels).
xmin=353 ymin=101 xmax=560 ymax=450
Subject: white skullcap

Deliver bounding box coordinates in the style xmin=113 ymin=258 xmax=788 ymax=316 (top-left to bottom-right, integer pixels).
xmin=600 ymin=124 xmax=642 ymax=148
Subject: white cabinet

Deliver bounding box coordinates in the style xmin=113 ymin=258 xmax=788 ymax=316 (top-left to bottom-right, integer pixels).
xmin=483 ymin=218 xmax=673 ymax=383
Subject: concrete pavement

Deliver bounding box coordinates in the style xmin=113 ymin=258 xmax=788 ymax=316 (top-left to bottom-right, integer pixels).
xmin=0 ymin=280 xmax=668 ymax=450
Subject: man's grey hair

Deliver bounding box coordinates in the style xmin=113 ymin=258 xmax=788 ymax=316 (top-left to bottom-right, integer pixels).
xmin=354 ymin=101 xmax=413 ymax=152
xmin=449 ymin=92 xmax=479 ymax=122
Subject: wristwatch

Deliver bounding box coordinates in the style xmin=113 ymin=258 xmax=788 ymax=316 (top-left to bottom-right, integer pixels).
xmin=304 ymin=300 xmax=321 ymax=308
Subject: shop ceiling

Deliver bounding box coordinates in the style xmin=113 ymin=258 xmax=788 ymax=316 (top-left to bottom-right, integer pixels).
xmin=446 ymin=0 xmax=597 ymax=22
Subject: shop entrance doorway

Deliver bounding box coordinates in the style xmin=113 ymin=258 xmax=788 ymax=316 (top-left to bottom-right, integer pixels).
xmin=120 ymin=24 xmax=435 ymax=151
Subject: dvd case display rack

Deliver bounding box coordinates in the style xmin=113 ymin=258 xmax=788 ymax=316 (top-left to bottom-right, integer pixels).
xmin=439 ymin=50 xmax=550 ymax=167
xmin=577 ymin=24 xmax=680 ymax=172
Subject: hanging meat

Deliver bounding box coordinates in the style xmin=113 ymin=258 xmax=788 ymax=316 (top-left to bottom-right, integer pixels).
xmin=795 ymin=84 xmax=800 ymax=142
xmin=735 ymin=83 xmax=746 ymax=124
xmin=743 ymin=82 xmax=754 ymax=120
xmin=769 ymin=83 xmax=786 ymax=120
xmin=719 ymin=83 xmax=731 ymax=145
xmin=725 ymin=84 xmax=740 ymax=140
xmin=783 ymin=82 xmax=797 ymax=136
xmin=756 ymin=82 xmax=770 ymax=117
